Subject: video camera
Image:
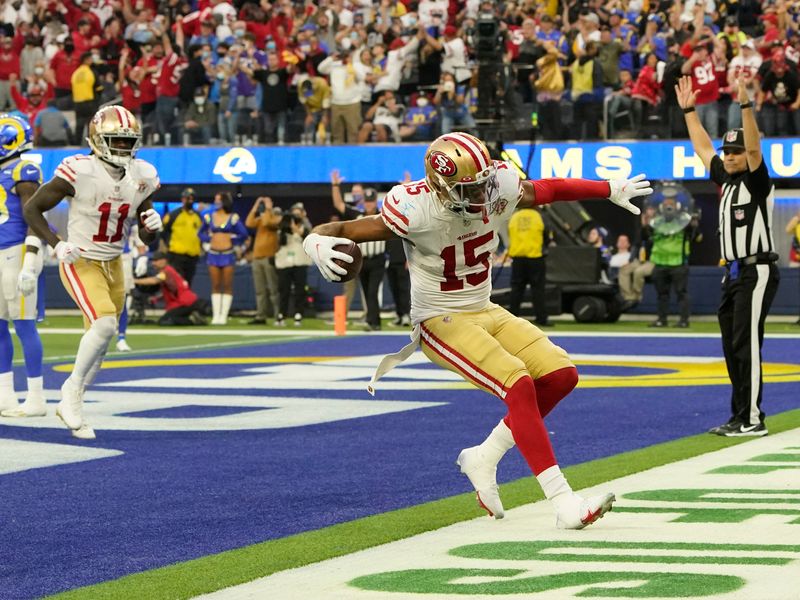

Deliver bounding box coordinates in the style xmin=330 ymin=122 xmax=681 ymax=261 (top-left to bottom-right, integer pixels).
xmin=475 ymin=10 xmax=504 ymax=61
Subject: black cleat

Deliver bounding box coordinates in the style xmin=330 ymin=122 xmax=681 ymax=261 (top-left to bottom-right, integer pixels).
xmin=709 ymin=421 xmax=768 ymax=437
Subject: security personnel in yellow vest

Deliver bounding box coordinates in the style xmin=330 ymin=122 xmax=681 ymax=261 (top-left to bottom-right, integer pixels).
xmin=507 ymin=206 xmax=551 ymax=326
xmin=161 ymin=188 xmax=203 ymax=285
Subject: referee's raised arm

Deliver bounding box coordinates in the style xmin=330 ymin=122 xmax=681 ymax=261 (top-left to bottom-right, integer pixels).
xmin=674 ymin=76 xmax=716 ymax=170
xmin=737 ymin=77 xmax=763 ymax=172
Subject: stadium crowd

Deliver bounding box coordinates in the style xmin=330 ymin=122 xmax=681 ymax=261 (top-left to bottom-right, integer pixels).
xmin=1 ymin=0 xmax=799 ymax=145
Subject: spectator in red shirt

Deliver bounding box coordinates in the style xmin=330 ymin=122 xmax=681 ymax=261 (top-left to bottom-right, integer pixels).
xmin=133 ymin=252 xmax=209 ymax=326
xmin=681 ymin=41 xmax=720 ymax=136
xmin=0 ymin=37 xmax=20 ymax=111
xmin=9 ymin=76 xmax=52 ymax=124
xmin=134 ymin=43 xmax=163 ymax=129
xmin=48 ymin=37 xmax=80 ymax=101
xmin=72 ymin=19 xmax=102 ymax=55
xmin=155 ymin=33 xmax=187 ymax=145
xmin=66 ymin=0 xmax=103 ymax=37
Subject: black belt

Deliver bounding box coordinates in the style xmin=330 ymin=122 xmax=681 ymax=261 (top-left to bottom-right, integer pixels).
xmin=725 ymin=252 xmax=778 ymax=268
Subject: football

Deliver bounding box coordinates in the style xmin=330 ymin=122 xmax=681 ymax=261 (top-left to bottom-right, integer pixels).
xmin=333 ymin=241 xmax=363 ymax=282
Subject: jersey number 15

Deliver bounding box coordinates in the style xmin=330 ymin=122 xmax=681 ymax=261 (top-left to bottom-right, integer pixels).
xmin=440 ymin=231 xmax=494 ymax=292
xmin=93 ymin=202 xmax=130 ymax=243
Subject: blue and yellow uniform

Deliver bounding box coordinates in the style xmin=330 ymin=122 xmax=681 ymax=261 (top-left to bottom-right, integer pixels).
xmin=199 ymin=211 xmax=249 ymax=268
xmin=0 ymin=113 xmax=46 ymax=416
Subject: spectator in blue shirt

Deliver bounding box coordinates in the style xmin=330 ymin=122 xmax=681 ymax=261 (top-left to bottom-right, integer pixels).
xmin=434 ymin=72 xmax=475 ymax=134
xmin=400 ymin=94 xmax=438 ymax=141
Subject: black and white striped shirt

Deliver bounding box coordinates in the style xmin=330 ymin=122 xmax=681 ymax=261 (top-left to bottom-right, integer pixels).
xmin=339 ymin=205 xmax=387 ymax=258
xmin=710 ymin=156 xmax=775 ymax=262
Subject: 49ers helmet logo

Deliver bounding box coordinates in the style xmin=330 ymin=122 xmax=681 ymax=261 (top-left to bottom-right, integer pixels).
xmin=429 ymin=151 xmax=457 ymax=177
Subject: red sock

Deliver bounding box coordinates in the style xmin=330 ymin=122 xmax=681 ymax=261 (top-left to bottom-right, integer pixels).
xmin=534 ymin=366 xmax=579 ymax=418
xmin=502 ymin=376 xmax=557 ymax=475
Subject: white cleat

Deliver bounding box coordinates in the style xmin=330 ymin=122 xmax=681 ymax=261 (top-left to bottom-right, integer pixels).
xmin=56 ymin=379 xmax=84 ymax=430
xmin=115 ymin=339 xmax=132 ymax=352
xmin=72 ymin=424 xmax=96 ymax=440
xmin=1 ymin=398 xmax=47 ymax=417
xmin=556 ymin=492 xmax=615 ymax=530
xmin=457 ymin=446 xmax=505 ymax=519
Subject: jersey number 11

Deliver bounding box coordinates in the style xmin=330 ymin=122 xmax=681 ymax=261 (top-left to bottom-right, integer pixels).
xmin=93 ymin=202 xmax=130 ymax=243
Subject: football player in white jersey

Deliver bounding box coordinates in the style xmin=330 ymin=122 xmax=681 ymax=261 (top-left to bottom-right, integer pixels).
xmin=304 ymin=132 xmax=652 ymax=529
xmin=23 ymin=105 xmax=162 ymax=439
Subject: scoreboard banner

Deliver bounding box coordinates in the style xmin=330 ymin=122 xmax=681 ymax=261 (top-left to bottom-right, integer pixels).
xmin=22 ymin=138 xmax=800 ymax=184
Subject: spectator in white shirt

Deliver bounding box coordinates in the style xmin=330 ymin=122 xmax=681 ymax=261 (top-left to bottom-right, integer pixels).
xmin=318 ymin=48 xmax=369 ymax=143
xmin=726 ymin=39 xmax=762 ymax=128
xmin=425 ymin=25 xmax=471 ymax=85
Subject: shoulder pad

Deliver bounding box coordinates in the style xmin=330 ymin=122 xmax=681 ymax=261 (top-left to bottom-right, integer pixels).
xmin=12 ymin=160 xmax=43 ymax=185
xmin=61 ymin=154 xmax=95 ymax=175
xmin=131 ymin=158 xmax=158 ymax=180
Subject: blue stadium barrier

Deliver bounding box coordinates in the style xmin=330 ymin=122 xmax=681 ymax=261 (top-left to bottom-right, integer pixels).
xmin=24 ymin=138 xmax=800 ymax=184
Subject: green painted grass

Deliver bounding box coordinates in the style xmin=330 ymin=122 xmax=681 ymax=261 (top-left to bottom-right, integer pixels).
xmin=48 ymin=409 xmax=800 ymax=600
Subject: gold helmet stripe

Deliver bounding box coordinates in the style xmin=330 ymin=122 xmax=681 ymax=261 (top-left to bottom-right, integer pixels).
xmin=442 ymin=133 xmax=489 ymax=174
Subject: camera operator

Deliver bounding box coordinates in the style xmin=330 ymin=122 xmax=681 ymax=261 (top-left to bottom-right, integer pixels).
xmin=246 ymin=197 xmax=282 ymax=326
xmin=275 ymin=205 xmax=312 ymax=327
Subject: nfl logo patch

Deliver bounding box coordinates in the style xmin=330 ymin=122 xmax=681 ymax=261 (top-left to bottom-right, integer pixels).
xmin=726 ymin=130 xmax=738 ymax=143
xmin=734 ymin=209 xmax=745 ymax=220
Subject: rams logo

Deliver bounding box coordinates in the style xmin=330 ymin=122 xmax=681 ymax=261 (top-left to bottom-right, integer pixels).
xmin=429 ymin=151 xmax=457 ymax=177
xmin=213 ymin=147 xmax=257 ymax=183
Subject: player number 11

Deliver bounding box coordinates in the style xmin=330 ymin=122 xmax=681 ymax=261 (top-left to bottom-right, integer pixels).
xmin=93 ymin=202 xmax=130 ymax=243
xmin=439 ymin=231 xmax=494 ymax=291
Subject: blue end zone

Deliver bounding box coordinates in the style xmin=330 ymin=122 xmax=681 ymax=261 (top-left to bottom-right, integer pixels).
xmin=0 ymin=334 xmax=798 ymax=598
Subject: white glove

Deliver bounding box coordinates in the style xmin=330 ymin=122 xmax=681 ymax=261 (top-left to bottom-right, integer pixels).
xmin=17 ymin=251 xmax=41 ymax=296
xmin=302 ymin=232 xmax=354 ymax=282
xmin=140 ymin=208 xmax=163 ymax=232
xmin=134 ymin=255 xmax=149 ymax=277
xmin=55 ymin=240 xmax=81 ymax=265
xmin=608 ymin=174 xmax=652 ymax=216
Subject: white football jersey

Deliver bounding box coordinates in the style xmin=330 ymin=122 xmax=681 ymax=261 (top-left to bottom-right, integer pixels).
xmin=381 ymin=161 xmax=522 ymax=324
xmin=55 ymin=154 xmax=160 ymax=261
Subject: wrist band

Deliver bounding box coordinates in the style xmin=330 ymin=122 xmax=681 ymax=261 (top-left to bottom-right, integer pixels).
xmin=740 ymin=102 xmax=753 ymax=109
xmin=24 ymin=235 xmax=42 ymax=250
xmin=683 ymin=107 xmax=696 ymax=114
xmin=332 ymin=184 xmax=340 ymax=187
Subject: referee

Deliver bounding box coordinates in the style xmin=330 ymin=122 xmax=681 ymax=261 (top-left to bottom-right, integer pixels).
xmin=332 ymin=181 xmax=386 ymax=331
xmin=677 ymin=76 xmax=780 ymax=437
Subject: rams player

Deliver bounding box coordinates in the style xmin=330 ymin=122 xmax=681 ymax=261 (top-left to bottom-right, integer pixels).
xmin=23 ymin=106 xmax=162 ymax=439
xmin=305 ymin=132 xmax=652 ymax=529
xmin=0 ymin=114 xmax=46 ymax=418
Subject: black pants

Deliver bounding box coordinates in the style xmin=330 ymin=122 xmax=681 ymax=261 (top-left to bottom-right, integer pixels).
xmin=159 ymin=299 xmax=208 ymax=326
xmin=508 ymin=257 xmax=548 ymax=324
xmin=73 ymin=100 xmax=97 ymax=145
xmin=167 ymin=253 xmax=199 ymax=286
xmin=359 ymin=255 xmax=386 ymax=327
xmin=278 ymin=266 xmax=307 ymax=318
xmin=385 ymin=262 xmax=410 ymax=318
xmin=718 ymin=263 xmax=779 ymax=426
xmin=652 ymin=264 xmax=690 ymax=323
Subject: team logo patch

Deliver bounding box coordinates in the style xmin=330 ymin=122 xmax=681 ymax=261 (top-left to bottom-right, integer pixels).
xmin=734 ymin=209 xmax=745 ymax=220
xmin=726 ymin=130 xmax=739 ymax=143
xmin=430 ymin=151 xmax=457 ymax=177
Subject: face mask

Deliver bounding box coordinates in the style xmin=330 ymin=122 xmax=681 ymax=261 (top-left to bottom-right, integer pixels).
xmin=300 ymin=44 xmax=310 ymax=53
xmin=267 ymin=42 xmax=276 ymax=51
xmin=34 ymin=67 xmax=44 ymax=75
xmin=216 ymin=71 xmax=225 ymax=80
xmin=202 ymin=50 xmax=210 ymax=59
xmin=195 ymin=97 xmax=206 ymax=105
xmin=416 ymin=97 xmax=428 ymax=107
xmin=235 ymin=29 xmax=245 ymax=38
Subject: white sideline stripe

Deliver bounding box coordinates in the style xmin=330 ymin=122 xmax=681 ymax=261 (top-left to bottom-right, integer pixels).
xmin=199 ymin=428 xmax=800 ymax=600
xmin=750 ymin=265 xmax=769 ymax=425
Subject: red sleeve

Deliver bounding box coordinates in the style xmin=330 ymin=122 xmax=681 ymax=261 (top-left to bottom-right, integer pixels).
xmin=10 ymin=85 xmax=26 ymax=109
xmin=530 ymin=179 xmax=610 ymax=205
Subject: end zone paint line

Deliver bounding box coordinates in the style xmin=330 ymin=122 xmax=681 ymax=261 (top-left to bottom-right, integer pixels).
xmin=48 ymin=409 xmax=800 ymax=600
xmin=203 ymin=427 xmax=800 ymax=600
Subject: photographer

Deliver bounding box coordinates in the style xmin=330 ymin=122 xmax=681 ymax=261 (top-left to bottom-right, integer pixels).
xmin=275 ymin=205 xmax=312 ymax=328
xmin=246 ymin=197 xmax=282 ymax=326
xmin=433 ymin=72 xmax=475 ymax=134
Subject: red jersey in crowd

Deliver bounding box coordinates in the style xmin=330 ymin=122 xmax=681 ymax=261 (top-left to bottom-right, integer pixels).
xmin=10 ymin=84 xmax=53 ymax=124
xmin=687 ymin=58 xmax=719 ymax=105
xmin=121 ymin=81 xmax=142 ymax=113
xmin=159 ymin=265 xmax=198 ymax=311
xmin=0 ymin=48 xmax=19 ymax=81
xmin=631 ymin=64 xmax=661 ymax=105
xmin=50 ymin=50 xmax=80 ymax=90
xmin=156 ymin=52 xmax=186 ymax=98
xmin=136 ymin=55 xmax=162 ymax=104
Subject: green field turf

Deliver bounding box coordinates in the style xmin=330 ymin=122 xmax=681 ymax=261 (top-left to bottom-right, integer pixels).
xmin=49 ymin=408 xmax=800 ymax=600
